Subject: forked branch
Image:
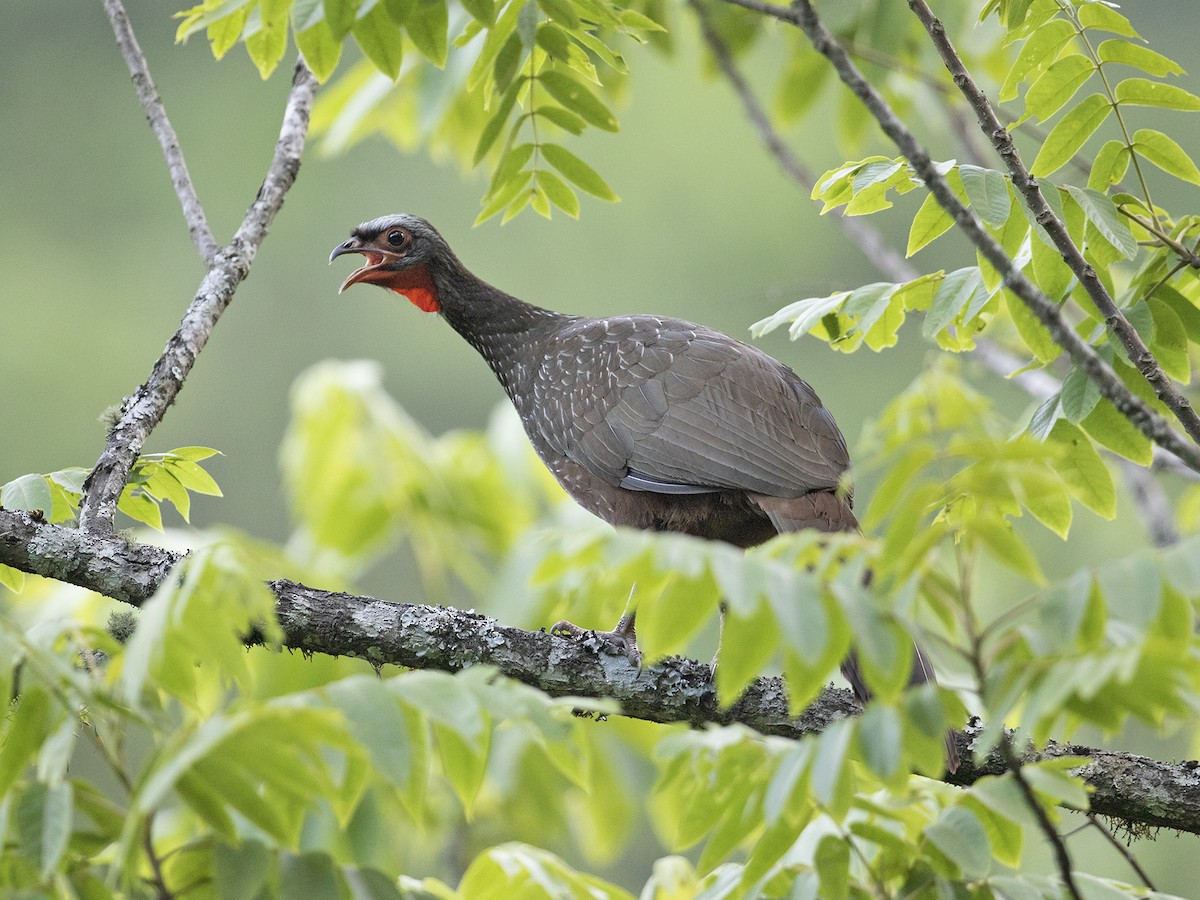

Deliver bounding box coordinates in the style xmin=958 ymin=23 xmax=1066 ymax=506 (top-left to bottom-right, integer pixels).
xmin=78 ymin=59 xmax=318 ymax=534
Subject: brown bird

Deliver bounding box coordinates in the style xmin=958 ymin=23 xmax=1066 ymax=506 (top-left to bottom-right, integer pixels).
xmin=331 ymin=213 xmax=958 ymax=773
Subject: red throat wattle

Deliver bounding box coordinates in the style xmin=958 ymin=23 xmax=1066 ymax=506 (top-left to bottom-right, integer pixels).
xmin=387 ymin=264 xmax=440 ymax=313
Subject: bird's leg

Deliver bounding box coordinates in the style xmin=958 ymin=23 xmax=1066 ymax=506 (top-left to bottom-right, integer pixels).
xmin=551 ymin=587 xmax=642 ymax=665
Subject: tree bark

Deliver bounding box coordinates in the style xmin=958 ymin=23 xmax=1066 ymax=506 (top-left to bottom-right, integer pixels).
xmin=2 ymin=507 xmax=1198 ymax=835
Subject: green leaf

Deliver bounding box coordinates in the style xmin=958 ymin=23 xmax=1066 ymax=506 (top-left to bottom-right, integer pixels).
xmin=775 ymin=47 xmax=830 ymax=124
xmin=117 ymin=489 xmax=164 ymax=530
xmin=295 ymin=19 xmax=342 ymax=81
xmin=814 ymin=833 xmax=850 ymax=900
xmin=404 ymin=0 xmax=449 ymax=66
xmin=534 ymin=104 xmax=585 ymax=135
xmin=1048 ymin=420 xmax=1115 ymax=518
xmin=0 ymin=687 xmax=55 ymax=797
xmin=536 ymin=70 xmax=618 ymax=132
xmin=1063 ymin=185 xmax=1137 ymax=259
xmin=1088 ymin=139 xmax=1131 ymax=190
xmin=1004 ymin=292 xmax=1059 ymax=364
xmin=924 ymin=267 xmax=985 ymax=337
xmin=907 ymin=191 xmax=955 ymax=256
xmin=458 ymin=844 xmax=633 ymax=900
xmin=1000 ymin=18 xmax=1076 ymax=102
xmin=1026 ymin=54 xmax=1095 ymax=122
xmin=535 ymin=169 xmax=579 ymax=217
xmin=1030 ymin=93 xmax=1111 ymax=178
xmin=1077 ymin=3 xmax=1139 ymax=38
xmin=973 ymin=517 xmax=1043 ymax=582
xmin=1147 ymin=298 xmax=1190 ymax=381
xmin=1 ymin=473 xmax=52 ymax=514
xmin=960 ymin=165 xmax=1011 ymax=228
xmin=1060 ymin=365 xmax=1101 ymax=423
xmin=166 ymin=459 xmax=223 ymax=496
xmin=322 ymin=0 xmax=361 ymax=39
xmin=541 ymin=144 xmax=618 ymax=200
xmin=0 ymin=564 xmax=25 ymax=593
xmin=1096 ymin=38 xmax=1184 ymax=77
xmin=1081 ymin=397 xmax=1153 ymax=465
xmin=1131 ymin=128 xmax=1200 ymax=186
xmin=1114 ymin=78 xmax=1200 ymax=110
xmin=353 ymin=3 xmax=404 ymax=79
xmin=244 ymin=0 xmax=290 ymax=79
xmin=474 ymin=78 xmax=522 ymax=165
xmin=213 ymin=840 xmax=274 ymax=900
xmin=925 ymin=806 xmax=992 ymax=877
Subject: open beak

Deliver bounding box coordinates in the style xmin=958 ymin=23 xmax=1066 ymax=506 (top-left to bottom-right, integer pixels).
xmin=329 ymin=239 xmax=402 ymax=294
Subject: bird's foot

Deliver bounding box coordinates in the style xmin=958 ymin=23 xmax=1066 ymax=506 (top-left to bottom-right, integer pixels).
xmin=551 ymin=612 xmax=642 ymax=666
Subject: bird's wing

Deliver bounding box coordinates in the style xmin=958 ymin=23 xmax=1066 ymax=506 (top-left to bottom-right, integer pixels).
xmin=530 ymin=316 xmax=849 ymax=497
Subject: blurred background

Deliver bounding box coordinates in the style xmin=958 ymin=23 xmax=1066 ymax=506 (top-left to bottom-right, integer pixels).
xmin=4 ymin=0 xmax=1200 ymax=892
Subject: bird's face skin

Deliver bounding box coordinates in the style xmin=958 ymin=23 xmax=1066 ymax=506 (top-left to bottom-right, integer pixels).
xmin=330 ymin=215 xmax=442 ymax=312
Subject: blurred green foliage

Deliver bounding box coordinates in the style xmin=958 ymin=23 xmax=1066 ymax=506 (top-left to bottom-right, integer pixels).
xmin=4 ymin=0 xmax=1200 ymax=896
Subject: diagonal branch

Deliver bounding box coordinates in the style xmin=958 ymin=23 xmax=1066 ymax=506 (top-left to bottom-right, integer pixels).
xmin=718 ymin=0 xmax=1200 ymax=475
xmin=692 ymin=0 xmax=1193 ymax=545
xmin=78 ymin=61 xmax=318 ymax=535
xmin=2 ymin=508 xmax=1199 ymax=835
xmin=904 ymin=0 xmax=1200 ymax=454
xmin=102 ymin=0 xmax=220 ymax=265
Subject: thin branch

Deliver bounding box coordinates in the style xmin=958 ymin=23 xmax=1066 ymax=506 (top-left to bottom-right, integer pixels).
xmin=78 ymin=61 xmax=318 ymax=535
xmin=3 ymin=508 xmax=1200 ymax=835
xmin=1086 ymin=813 xmax=1159 ymax=892
xmin=998 ymin=732 xmax=1083 ymax=900
xmin=903 ymin=0 xmax=1200 ymax=453
xmin=689 ymin=0 xmax=916 ymax=285
xmin=101 ymin=0 xmax=220 ymax=265
xmin=718 ymin=0 xmax=1200 ymax=475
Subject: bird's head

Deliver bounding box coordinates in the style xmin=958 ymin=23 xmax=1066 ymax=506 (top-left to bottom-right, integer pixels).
xmin=329 ymin=213 xmax=448 ymax=313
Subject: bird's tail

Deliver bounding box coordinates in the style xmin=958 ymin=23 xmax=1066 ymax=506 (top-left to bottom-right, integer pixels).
xmin=754 ymin=490 xmax=960 ymax=775
xmin=841 ymin=648 xmax=960 ymax=775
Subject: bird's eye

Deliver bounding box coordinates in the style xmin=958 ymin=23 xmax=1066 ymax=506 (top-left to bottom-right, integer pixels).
xmin=386 ymin=229 xmax=408 ymax=247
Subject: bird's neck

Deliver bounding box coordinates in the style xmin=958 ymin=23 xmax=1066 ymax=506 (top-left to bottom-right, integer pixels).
xmin=434 ymin=268 xmax=569 ymax=401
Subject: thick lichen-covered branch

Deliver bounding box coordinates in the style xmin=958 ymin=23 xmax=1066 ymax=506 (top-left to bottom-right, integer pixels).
xmin=2 ymin=508 xmax=1199 ymax=835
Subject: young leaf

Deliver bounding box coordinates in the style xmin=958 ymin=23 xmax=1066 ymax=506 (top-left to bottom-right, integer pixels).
xmin=907 ymin=191 xmax=955 ymax=256
xmin=536 ymin=71 xmax=618 ymax=132
xmin=353 ymin=3 xmax=405 ymax=79
xmin=1000 ymin=18 xmax=1075 ymax=101
xmin=1063 ymin=186 xmax=1137 ymax=259
xmin=1087 ymin=139 xmax=1131 ymax=191
xmin=1131 ymin=128 xmax=1200 ymax=186
xmin=960 ymin=166 xmax=1011 ymax=228
xmin=1030 ymin=93 xmax=1111 ymax=178
xmin=541 ymin=144 xmax=618 ymax=200
xmin=404 ymin=0 xmax=449 ymax=67
xmin=1051 ymin=422 xmax=1113 ymax=520
xmin=1076 ymin=3 xmax=1138 ymax=38
xmin=1096 ymin=38 xmax=1184 ymax=77
xmin=1114 ymin=78 xmax=1200 ymax=111
xmin=1025 ymin=54 xmax=1094 ymax=122
xmin=1 ymin=473 xmax=52 ymax=515
xmin=535 ymin=169 xmax=580 ymax=217
xmin=295 ymin=20 xmax=342 ymax=82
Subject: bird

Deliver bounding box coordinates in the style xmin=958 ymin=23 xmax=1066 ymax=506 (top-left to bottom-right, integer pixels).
xmin=330 ymin=213 xmax=959 ymax=773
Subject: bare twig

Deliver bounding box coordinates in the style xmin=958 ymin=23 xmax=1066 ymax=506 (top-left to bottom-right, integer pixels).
xmin=718 ymin=0 xmax=1200 ymax=474
xmin=78 ymin=61 xmax=318 ymax=535
xmin=998 ymin=732 xmax=1084 ymax=900
xmin=1086 ymin=813 xmax=1159 ymax=892
xmin=690 ymin=0 xmax=917 ymax=284
xmin=904 ymin=0 xmax=1200 ymax=452
xmin=102 ymin=0 xmax=220 ymax=265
